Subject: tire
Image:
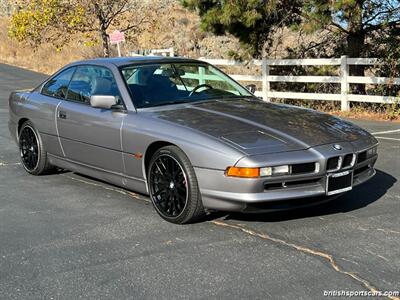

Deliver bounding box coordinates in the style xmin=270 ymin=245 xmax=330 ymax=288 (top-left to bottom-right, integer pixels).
xmin=18 ymin=120 xmax=54 ymax=175
xmin=147 ymin=145 xmax=205 ymax=224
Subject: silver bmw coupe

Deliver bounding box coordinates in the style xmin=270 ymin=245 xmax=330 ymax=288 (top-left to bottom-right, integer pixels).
xmin=8 ymin=57 xmax=378 ymax=224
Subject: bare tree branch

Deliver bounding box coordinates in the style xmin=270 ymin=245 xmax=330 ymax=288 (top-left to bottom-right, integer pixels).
xmin=365 ymin=19 xmax=400 ymax=32
xmin=363 ymin=7 xmax=400 ymax=26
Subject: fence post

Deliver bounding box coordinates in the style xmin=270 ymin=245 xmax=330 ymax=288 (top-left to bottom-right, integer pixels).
xmin=262 ymin=57 xmax=270 ymax=101
xmin=169 ymin=47 xmax=175 ymax=57
xmin=340 ymin=55 xmax=350 ymax=111
xmin=198 ymin=66 xmax=205 ymax=85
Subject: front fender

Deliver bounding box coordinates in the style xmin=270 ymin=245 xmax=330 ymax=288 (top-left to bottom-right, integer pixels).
xmin=121 ymin=112 xmax=245 ymax=181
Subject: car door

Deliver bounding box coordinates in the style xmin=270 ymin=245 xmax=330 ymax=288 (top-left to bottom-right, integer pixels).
xmin=56 ymin=65 xmax=126 ymax=174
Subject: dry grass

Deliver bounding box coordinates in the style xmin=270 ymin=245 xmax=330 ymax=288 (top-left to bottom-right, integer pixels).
xmin=277 ymin=99 xmax=400 ymax=122
xmin=0 ymin=18 xmax=87 ymax=74
xmin=0 ymin=1 xmax=242 ymax=75
xmin=329 ymin=110 xmax=400 ymax=122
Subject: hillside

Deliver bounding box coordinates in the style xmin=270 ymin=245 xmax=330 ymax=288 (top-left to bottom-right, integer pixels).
xmin=0 ymin=0 xmax=243 ymax=74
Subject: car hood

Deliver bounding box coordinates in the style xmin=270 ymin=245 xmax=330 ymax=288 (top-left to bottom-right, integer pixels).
xmin=151 ymin=99 xmax=374 ymax=155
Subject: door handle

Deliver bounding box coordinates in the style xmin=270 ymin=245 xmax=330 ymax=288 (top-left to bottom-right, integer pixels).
xmin=58 ymin=111 xmax=67 ymax=119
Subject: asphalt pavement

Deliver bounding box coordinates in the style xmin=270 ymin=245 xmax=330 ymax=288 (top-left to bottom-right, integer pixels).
xmin=0 ymin=63 xmax=399 ymax=299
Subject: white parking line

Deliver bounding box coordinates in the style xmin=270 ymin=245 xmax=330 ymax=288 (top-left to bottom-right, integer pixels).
xmin=374 ymin=136 xmax=400 ymax=141
xmin=371 ymin=129 xmax=400 ymax=135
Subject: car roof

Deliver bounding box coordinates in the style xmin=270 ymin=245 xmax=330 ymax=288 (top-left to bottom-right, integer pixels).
xmin=75 ymin=56 xmax=203 ymax=67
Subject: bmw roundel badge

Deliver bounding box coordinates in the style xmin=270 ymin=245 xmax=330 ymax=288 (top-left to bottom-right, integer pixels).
xmin=333 ymin=144 xmax=342 ymax=151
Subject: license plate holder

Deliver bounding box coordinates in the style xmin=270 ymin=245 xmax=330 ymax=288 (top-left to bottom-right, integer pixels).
xmin=326 ymin=170 xmax=353 ymax=196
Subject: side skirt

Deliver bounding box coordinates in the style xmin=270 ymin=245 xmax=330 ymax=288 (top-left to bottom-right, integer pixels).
xmin=48 ymin=153 xmax=149 ymax=195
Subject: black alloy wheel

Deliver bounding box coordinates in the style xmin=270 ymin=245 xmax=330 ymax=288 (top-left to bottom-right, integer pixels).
xmin=19 ymin=125 xmax=39 ymax=171
xmin=18 ymin=121 xmax=54 ymax=175
xmin=148 ymin=146 xmax=205 ymax=224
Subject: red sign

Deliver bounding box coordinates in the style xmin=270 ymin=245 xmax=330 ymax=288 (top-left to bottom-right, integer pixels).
xmin=109 ymin=30 xmax=125 ymax=44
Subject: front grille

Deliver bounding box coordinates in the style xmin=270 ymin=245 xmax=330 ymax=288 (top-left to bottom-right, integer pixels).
xmin=291 ymin=162 xmax=316 ymax=174
xmin=357 ymin=151 xmax=367 ymax=164
xmin=342 ymin=154 xmax=354 ymax=168
xmin=327 ymin=156 xmax=340 ymax=171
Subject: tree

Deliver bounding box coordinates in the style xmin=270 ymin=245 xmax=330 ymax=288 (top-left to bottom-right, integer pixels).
xmin=181 ymin=0 xmax=302 ymax=57
xmin=298 ymin=0 xmax=400 ymax=91
xmin=8 ymin=0 xmax=150 ymax=57
xmin=184 ymin=0 xmax=400 ymax=93
xmin=183 ymin=0 xmax=400 ymax=58
xmin=300 ymin=0 xmax=400 ymax=57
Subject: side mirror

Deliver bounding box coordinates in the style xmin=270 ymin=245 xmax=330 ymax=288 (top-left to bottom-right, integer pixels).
xmin=245 ymin=84 xmax=256 ymax=93
xmin=90 ymin=95 xmax=118 ymax=109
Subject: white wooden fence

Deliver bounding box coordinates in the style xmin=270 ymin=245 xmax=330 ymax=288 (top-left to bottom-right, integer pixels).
xmin=128 ymin=47 xmax=175 ymax=57
xmin=199 ymin=56 xmax=399 ymax=111
xmin=149 ymin=47 xmax=175 ymax=57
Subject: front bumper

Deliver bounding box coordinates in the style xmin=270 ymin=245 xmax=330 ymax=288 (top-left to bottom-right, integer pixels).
xmin=195 ymin=147 xmax=377 ymax=212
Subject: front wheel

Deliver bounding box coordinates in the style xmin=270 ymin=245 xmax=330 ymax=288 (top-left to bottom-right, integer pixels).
xmin=147 ymin=146 xmax=205 ymax=224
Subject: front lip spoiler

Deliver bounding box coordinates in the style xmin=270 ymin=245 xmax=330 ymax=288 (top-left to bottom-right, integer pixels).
xmin=241 ymin=194 xmax=341 ymax=213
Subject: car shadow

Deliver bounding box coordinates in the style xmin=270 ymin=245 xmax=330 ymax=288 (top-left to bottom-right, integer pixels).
xmin=207 ymin=169 xmax=396 ymax=223
xmin=59 ymin=169 xmax=395 ymax=224
xmin=58 ymin=170 xmax=152 ymax=203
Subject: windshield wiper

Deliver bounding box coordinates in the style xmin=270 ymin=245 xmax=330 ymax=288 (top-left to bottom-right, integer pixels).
xmin=148 ymin=100 xmax=189 ymax=108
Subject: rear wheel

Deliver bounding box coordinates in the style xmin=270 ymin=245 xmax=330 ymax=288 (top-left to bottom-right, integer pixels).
xmin=148 ymin=146 xmax=205 ymax=224
xmin=19 ymin=121 xmax=53 ymax=175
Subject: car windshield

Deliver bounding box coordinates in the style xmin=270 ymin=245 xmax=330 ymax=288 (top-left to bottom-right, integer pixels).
xmin=120 ymin=62 xmax=252 ymax=108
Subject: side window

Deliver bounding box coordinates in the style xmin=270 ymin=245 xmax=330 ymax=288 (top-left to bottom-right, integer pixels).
xmin=66 ymin=65 xmax=121 ymax=104
xmin=42 ymin=67 xmax=76 ymax=98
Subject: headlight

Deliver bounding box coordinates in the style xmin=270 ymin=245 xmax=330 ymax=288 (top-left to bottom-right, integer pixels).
xmin=226 ymin=164 xmax=291 ymax=178
xmin=367 ymin=146 xmax=377 ymax=157
xmin=261 ymin=165 xmax=289 ymax=176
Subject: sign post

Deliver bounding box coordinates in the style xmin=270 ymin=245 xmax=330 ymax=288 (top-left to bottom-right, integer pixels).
xmin=109 ymin=30 xmax=125 ymax=57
